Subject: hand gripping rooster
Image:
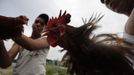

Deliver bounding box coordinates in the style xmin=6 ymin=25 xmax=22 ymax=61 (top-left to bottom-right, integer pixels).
xmin=0 ymin=15 xmax=28 ymax=40
xmin=44 ymin=10 xmax=134 ymax=75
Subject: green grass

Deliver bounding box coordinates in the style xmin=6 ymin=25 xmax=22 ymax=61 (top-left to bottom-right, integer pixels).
xmin=46 ymin=65 xmax=70 ymax=75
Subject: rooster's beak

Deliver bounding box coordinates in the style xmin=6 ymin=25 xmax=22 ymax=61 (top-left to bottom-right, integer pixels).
xmin=21 ymin=15 xmax=29 ymax=25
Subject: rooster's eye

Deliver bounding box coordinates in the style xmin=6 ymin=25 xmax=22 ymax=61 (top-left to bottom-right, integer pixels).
xmin=53 ymin=23 xmax=60 ymax=27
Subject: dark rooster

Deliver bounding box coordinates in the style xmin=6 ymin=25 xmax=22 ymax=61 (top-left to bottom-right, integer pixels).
xmin=101 ymin=0 xmax=134 ymax=16
xmin=45 ymin=10 xmax=134 ymax=75
xmin=0 ymin=15 xmax=28 ymax=40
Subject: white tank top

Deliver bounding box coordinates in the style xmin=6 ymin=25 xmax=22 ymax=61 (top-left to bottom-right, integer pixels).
xmin=12 ymin=37 xmax=49 ymax=75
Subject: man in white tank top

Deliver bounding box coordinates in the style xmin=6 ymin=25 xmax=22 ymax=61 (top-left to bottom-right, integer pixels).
xmin=11 ymin=14 xmax=50 ymax=75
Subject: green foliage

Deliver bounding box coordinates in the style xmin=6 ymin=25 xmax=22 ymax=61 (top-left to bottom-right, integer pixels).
xmin=0 ymin=65 xmax=70 ymax=75
xmin=46 ymin=65 xmax=70 ymax=75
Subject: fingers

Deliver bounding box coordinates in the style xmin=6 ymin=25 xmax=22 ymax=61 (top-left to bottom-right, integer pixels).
xmin=41 ymin=31 xmax=49 ymax=36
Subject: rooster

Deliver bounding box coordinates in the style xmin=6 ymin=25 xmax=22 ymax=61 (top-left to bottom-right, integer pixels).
xmin=101 ymin=0 xmax=134 ymax=16
xmin=0 ymin=15 xmax=28 ymax=40
xmin=45 ymin=10 xmax=134 ymax=75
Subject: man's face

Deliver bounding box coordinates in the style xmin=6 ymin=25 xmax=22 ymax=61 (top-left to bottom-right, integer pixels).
xmin=101 ymin=0 xmax=134 ymax=16
xmin=32 ymin=17 xmax=46 ymax=35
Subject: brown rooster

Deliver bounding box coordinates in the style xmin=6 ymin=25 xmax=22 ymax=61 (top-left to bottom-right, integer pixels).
xmin=45 ymin=10 xmax=134 ymax=75
xmin=0 ymin=15 xmax=28 ymax=40
xmin=101 ymin=0 xmax=134 ymax=16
